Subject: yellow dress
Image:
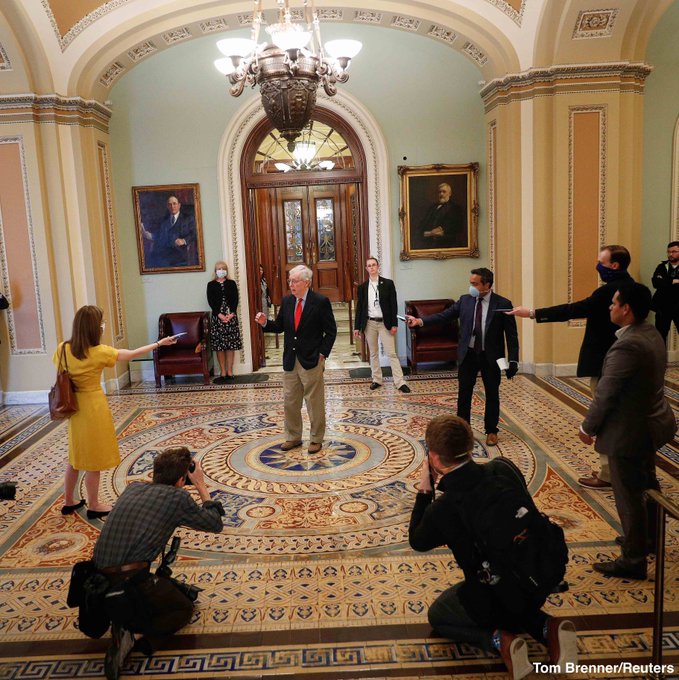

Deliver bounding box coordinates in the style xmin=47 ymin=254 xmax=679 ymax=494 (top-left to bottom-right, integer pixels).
xmin=53 ymin=342 xmax=120 ymax=471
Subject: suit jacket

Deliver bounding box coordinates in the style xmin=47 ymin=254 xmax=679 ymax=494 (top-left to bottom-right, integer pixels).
xmin=582 ymin=322 xmax=676 ymax=457
xmin=155 ymin=212 xmax=197 ymax=266
xmin=206 ymin=279 xmax=239 ymax=316
xmin=422 ymin=291 xmax=519 ymax=365
xmin=412 ymin=201 xmax=466 ymax=250
xmin=355 ymin=277 xmax=398 ymax=331
xmin=535 ymin=272 xmax=633 ymax=377
xmin=651 ymin=260 xmax=679 ymax=313
xmin=264 ymin=289 xmax=337 ymax=371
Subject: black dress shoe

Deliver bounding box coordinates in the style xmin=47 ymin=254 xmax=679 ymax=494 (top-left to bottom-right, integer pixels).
xmin=398 ymin=384 xmax=411 ymax=393
xmin=370 ymin=382 xmax=381 ymax=390
xmin=593 ymin=561 xmax=646 ymax=580
xmin=61 ymin=499 xmax=86 ymax=515
xmin=87 ymin=509 xmax=110 ymax=520
xmin=213 ymin=376 xmax=226 ymax=384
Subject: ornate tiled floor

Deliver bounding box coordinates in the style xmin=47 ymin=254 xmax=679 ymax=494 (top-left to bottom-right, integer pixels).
xmin=0 ymin=370 xmax=678 ymax=679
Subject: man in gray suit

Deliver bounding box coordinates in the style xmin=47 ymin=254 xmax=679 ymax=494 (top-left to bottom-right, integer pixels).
xmin=580 ymin=282 xmax=676 ymax=579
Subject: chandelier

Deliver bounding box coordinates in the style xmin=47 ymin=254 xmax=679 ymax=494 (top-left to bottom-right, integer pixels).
xmin=214 ymin=0 xmax=361 ymax=150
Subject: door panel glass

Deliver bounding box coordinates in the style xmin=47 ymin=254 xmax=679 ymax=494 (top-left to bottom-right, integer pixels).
xmin=315 ymin=198 xmax=335 ymax=262
xmin=283 ymin=200 xmax=304 ymax=263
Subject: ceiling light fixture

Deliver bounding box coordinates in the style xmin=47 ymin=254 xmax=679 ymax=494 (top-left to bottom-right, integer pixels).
xmin=214 ymin=0 xmax=361 ymax=150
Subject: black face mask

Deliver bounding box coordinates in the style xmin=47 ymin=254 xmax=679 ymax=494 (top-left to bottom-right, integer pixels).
xmin=596 ymin=262 xmax=619 ymax=282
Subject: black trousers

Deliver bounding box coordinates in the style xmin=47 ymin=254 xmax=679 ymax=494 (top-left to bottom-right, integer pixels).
xmin=457 ymin=350 xmax=501 ymax=434
xmin=654 ymin=307 xmax=679 ymax=344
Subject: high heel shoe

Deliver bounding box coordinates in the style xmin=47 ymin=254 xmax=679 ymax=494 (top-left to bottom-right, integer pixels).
xmin=87 ymin=509 xmax=110 ymax=520
xmin=61 ymin=499 xmax=86 ymax=515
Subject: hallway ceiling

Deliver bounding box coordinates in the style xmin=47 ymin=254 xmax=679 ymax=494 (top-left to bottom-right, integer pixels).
xmin=0 ymin=0 xmax=675 ymax=100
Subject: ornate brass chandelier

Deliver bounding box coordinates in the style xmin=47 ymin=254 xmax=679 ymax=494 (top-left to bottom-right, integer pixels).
xmin=214 ymin=0 xmax=361 ymax=150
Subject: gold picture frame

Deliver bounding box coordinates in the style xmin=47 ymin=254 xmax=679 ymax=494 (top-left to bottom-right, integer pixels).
xmin=132 ymin=183 xmax=205 ymax=274
xmin=399 ymin=163 xmax=479 ymax=260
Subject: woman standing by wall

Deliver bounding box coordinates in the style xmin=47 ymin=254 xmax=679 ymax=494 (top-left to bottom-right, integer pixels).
xmin=207 ymin=260 xmax=242 ymax=383
xmin=56 ymin=305 xmax=176 ymax=519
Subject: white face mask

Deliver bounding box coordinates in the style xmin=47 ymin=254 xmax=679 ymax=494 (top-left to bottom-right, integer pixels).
xmin=216 ymin=269 xmax=227 ymax=278
xmin=468 ymin=285 xmax=480 ymax=298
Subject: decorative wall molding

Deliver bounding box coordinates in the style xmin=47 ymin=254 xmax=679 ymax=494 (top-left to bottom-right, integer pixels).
xmin=99 ymin=61 xmax=125 ymax=88
xmin=161 ymin=27 xmax=192 ymax=45
xmin=480 ymin=62 xmax=653 ymax=112
xmin=484 ymin=0 xmax=525 ymax=26
xmin=488 ymin=120 xmax=497 ymax=277
xmin=127 ymin=41 xmax=157 ymax=62
xmin=572 ymin=9 xmax=619 ymax=40
xmin=0 ymin=42 xmax=12 ymax=70
xmin=0 ymin=95 xmax=111 ymax=132
xmin=391 ymin=16 xmax=420 ymax=31
xmin=218 ymin=91 xmax=390 ymax=371
xmin=567 ymin=105 xmax=607 ymax=327
xmin=354 ymin=11 xmax=383 ymax=24
xmin=200 ymin=18 xmax=228 ymax=33
xmin=462 ymin=41 xmax=488 ymax=66
xmin=97 ymin=142 xmax=125 ymax=345
xmin=0 ymin=136 xmax=46 ymax=355
xmin=428 ymin=25 xmax=457 ymax=44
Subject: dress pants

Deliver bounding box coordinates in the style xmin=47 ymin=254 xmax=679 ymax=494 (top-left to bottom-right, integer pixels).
xmin=589 ymin=376 xmax=610 ymax=482
xmin=364 ymin=319 xmax=406 ymax=388
xmin=609 ymin=447 xmax=660 ymax=569
xmin=457 ymin=350 xmax=500 ymax=434
xmin=655 ymin=308 xmax=679 ymax=345
xmin=283 ymin=358 xmax=326 ymax=444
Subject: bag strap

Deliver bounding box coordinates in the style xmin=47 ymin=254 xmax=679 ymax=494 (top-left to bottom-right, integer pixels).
xmin=59 ymin=343 xmax=70 ymax=374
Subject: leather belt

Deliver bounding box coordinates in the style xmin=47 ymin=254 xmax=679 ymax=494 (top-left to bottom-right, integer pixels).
xmin=368 ymin=317 xmax=383 ymax=322
xmin=100 ymin=561 xmax=149 ymax=575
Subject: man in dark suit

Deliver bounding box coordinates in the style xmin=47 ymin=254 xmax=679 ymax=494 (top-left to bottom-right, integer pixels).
xmin=255 ymin=264 xmax=337 ymax=453
xmin=411 ymin=183 xmax=466 ymax=250
xmin=507 ymin=244 xmax=633 ymax=489
xmin=354 ymin=257 xmax=410 ymax=393
xmin=651 ymin=240 xmax=679 ymax=344
xmin=580 ymin=282 xmax=676 ymax=579
xmin=142 ymin=195 xmax=197 ymax=267
xmin=406 ymin=268 xmax=519 ymax=446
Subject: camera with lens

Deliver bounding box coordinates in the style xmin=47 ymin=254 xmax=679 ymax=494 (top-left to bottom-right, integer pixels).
xmin=0 ymin=482 xmax=17 ymax=501
xmin=184 ymin=460 xmax=196 ymax=485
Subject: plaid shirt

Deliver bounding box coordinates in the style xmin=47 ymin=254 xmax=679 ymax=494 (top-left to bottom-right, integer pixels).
xmin=93 ymin=482 xmax=224 ymax=569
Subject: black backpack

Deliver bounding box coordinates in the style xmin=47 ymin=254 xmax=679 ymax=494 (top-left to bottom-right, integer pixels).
xmin=454 ymin=458 xmax=568 ymax=612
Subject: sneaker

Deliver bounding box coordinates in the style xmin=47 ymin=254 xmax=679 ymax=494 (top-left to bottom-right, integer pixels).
xmin=577 ymin=472 xmax=611 ymax=489
xmin=498 ymin=631 xmax=532 ymax=680
xmin=398 ymin=384 xmax=411 ymax=393
xmin=104 ymin=625 xmax=135 ymax=680
xmin=545 ymin=618 xmax=577 ymax=672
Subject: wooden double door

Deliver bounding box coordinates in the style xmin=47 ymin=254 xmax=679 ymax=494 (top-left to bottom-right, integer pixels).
xmin=254 ymin=183 xmax=358 ymax=305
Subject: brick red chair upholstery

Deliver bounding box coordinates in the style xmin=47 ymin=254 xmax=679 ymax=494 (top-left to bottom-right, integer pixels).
xmin=405 ymin=299 xmax=459 ymax=373
xmin=153 ymin=312 xmax=211 ymax=387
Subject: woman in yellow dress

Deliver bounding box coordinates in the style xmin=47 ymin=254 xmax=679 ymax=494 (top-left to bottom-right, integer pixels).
xmin=55 ymin=305 xmax=176 ymax=519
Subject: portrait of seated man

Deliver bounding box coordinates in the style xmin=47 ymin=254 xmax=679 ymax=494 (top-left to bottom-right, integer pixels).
xmin=411 ymin=182 xmax=467 ymax=250
xmin=142 ymin=195 xmax=198 ymax=268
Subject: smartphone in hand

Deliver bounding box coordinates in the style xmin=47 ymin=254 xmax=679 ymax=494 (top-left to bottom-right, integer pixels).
xmin=170 ymin=332 xmax=187 ymax=340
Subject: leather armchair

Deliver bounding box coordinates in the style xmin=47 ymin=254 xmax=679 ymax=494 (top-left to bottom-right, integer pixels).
xmin=405 ymin=299 xmax=459 ymax=373
xmin=153 ymin=312 xmax=211 ymax=386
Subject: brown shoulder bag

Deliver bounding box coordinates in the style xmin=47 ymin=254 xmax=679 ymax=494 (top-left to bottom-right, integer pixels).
xmin=49 ymin=344 xmax=78 ymax=420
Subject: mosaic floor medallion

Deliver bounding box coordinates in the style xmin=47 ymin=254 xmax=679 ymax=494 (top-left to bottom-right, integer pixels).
xmin=104 ymin=403 xmax=537 ymax=556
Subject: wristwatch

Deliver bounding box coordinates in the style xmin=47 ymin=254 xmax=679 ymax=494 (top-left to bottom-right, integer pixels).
xmin=529 ymin=309 xmax=536 ymax=319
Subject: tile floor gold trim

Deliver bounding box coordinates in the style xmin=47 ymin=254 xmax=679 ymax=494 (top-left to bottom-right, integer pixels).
xmin=0 ymin=370 xmax=677 ymax=679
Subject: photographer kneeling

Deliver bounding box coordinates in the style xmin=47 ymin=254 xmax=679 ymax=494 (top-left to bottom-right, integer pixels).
xmin=93 ymin=447 xmax=224 ymax=680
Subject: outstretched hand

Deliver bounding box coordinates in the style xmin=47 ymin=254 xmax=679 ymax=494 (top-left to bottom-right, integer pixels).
xmin=505 ymin=306 xmax=531 ymax=317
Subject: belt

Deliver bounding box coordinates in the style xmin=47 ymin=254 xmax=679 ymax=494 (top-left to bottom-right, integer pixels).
xmin=368 ymin=317 xmax=383 ymax=322
xmin=100 ymin=561 xmax=149 ymax=575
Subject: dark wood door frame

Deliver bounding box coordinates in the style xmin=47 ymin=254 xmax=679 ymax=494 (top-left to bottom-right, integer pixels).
xmin=241 ymin=107 xmax=370 ymax=371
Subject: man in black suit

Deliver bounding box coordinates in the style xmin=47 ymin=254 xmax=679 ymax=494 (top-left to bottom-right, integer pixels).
xmin=142 ymin=196 xmax=197 ymax=267
xmin=411 ymin=183 xmax=466 ymax=250
xmin=651 ymin=240 xmax=679 ymax=344
xmin=406 ymin=268 xmax=519 ymax=446
xmin=255 ymin=264 xmax=337 ymax=453
xmin=508 ymin=244 xmax=633 ymax=489
xmin=354 ymin=257 xmax=410 ymax=393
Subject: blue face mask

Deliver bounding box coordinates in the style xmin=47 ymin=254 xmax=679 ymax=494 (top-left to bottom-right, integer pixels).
xmin=596 ymin=262 xmax=618 ymax=282
xmin=468 ymin=285 xmax=480 ymax=298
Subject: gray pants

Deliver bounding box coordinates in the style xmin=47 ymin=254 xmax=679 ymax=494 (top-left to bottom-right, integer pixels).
xmin=590 ymin=376 xmax=610 ymax=482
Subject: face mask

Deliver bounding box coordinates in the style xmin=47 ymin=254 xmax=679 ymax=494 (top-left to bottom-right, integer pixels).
xmin=216 ymin=269 xmax=227 ymax=278
xmin=468 ymin=285 xmax=480 ymax=298
xmin=596 ymin=262 xmax=618 ymax=282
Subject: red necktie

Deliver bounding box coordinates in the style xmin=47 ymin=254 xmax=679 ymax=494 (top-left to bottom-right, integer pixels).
xmin=473 ymin=298 xmax=483 ymax=353
xmin=294 ymin=298 xmax=303 ymax=331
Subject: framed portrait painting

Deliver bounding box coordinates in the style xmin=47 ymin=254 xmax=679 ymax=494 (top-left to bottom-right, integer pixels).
xmin=399 ymin=163 xmax=479 ymax=260
xmin=132 ymin=183 xmax=205 ymax=274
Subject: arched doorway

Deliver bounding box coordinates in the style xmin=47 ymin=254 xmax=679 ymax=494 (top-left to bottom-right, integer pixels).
xmin=241 ymin=107 xmax=370 ymax=371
